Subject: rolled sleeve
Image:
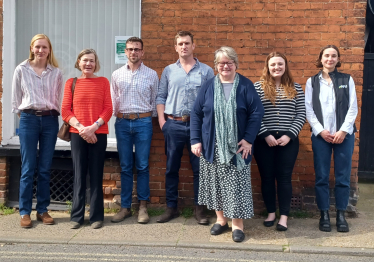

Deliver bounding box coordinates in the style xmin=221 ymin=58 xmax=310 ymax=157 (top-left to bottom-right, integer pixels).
xmin=156 ymin=67 xmax=169 ymax=105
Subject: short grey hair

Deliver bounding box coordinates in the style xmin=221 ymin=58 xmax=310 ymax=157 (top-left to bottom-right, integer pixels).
xmin=214 ymin=46 xmax=239 ymax=70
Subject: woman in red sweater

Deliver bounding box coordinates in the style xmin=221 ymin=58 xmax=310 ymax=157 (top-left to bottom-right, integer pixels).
xmin=61 ymin=49 xmax=112 ymax=229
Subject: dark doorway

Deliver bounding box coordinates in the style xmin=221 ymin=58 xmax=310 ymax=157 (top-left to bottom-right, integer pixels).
xmin=359 ymin=0 xmax=374 ymax=182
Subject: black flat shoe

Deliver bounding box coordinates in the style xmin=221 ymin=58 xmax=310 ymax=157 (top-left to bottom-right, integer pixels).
xmin=319 ymin=210 xmax=331 ymax=232
xmin=263 ymin=218 xmax=276 ymax=227
xmin=232 ymin=229 xmax=245 ymax=242
xmin=336 ymin=210 xmax=349 ymax=233
xmin=276 ymin=223 xmax=288 ymax=231
xmin=210 ymin=223 xmax=229 ymax=235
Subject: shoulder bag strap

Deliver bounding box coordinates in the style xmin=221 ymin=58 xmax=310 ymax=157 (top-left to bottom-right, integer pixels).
xmin=71 ymin=77 xmax=77 ymax=110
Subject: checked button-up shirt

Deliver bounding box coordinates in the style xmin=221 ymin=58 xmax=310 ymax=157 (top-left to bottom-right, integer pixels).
xmin=111 ymin=62 xmax=159 ymax=117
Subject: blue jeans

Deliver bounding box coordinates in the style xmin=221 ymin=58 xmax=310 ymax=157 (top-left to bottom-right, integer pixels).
xmin=18 ymin=112 xmax=58 ymax=215
xmin=312 ymin=133 xmax=355 ymax=211
xmin=162 ymin=119 xmax=199 ymax=208
xmin=115 ymin=116 xmax=153 ymax=208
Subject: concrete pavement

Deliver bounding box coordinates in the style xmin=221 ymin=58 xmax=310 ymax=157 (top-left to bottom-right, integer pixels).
xmin=1 ymin=210 xmax=374 ymax=257
xmin=0 ymin=183 xmax=373 ymax=257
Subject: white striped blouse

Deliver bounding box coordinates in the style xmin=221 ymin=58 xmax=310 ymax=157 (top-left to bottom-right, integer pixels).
xmin=11 ymin=60 xmax=64 ymax=113
xmin=254 ymin=81 xmax=306 ymax=140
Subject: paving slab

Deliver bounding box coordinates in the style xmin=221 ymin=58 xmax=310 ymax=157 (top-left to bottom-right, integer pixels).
xmin=177 ymin=216 xmax=211 ymax=243
xmin=286 ymin=217 xmax=374 ymax=249
xmin=208 ymin=220 xmax=288 ymax=246
xmin=70 ymin=214 xmax=184 ymax=245
xmin=0 ymin=212 xmax=75 ymax=244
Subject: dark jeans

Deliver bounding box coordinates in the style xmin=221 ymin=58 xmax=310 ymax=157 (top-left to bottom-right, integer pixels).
xmin=254 ymin=135 xmax=299 ymax=216
xmin=312 ymin=133 xmax=354 ymax=211
xmin=162 ymin=119 xmax=199 ymax=208
xmin=115 ymin=116 xmax=153 ymax=208
xmin=70 ymin=133 xmax=107 ymax=224
xmin=18 ymin=112 xmax=59 ymax=216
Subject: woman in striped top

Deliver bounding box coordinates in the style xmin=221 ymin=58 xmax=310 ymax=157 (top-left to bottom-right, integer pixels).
xmin=12 ymin=34 xmax=63 ymax=228
xmin=254 ymin=52 xmax=305 ymax=231
xmin=61 ymin=49 xmax=112 ymax=229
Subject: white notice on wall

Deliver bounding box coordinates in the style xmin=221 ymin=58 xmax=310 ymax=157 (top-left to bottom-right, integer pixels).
xmin=115 ymin=36 xmax=131 ymax=64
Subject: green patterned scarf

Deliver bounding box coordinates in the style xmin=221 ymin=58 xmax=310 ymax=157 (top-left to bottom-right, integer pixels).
xmin=214 ymin=73 xmax=246 ymax=170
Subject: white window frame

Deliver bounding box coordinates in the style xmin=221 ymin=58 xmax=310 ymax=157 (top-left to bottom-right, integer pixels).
xmin=1 ymin=0 xmax=141 ymax=150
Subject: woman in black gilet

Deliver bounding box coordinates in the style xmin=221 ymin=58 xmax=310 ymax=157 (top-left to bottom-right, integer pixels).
xmin=305 ymin=45 xmax=358 ymax=233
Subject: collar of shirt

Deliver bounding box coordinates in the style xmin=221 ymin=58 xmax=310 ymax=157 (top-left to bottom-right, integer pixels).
xmin=176 ymin=57 xmax=199 ymax=71
xmin=21 ymin=59 xmax=53 ymax=74
xmin=125 ymin=62 xmax=143 ymax=75
xmin=318 ymin=73 xmax=333 ymax=86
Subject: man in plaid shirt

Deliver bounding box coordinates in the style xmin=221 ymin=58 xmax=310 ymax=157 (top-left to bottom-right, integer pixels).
xmin=110 ymin=37 xmax=159 ymax=224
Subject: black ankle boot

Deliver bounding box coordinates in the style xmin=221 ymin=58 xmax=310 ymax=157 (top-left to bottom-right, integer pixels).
xmin=319 ymin=210 xmax=331 ymax=232
xmin=336 ymin=210 xmax=349 ymax=233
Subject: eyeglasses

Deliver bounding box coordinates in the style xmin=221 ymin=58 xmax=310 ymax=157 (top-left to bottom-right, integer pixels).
xmin=126 ymin=48 xmax=143 ymax=52
xmin=217 ymin=62 xmax=234 ymax=67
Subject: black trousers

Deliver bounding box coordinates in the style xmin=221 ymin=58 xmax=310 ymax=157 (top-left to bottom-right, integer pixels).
xmin=70 ymin=133 xmax=107 ymax=224
xmin=254 ymin=134 xmax=299 ymax=216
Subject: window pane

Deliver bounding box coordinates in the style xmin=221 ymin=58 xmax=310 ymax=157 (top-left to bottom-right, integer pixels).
xmin=15 ymin=0 xmax=141 ymax=139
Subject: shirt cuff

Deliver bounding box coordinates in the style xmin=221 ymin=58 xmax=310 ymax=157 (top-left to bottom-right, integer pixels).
xmin=12 ymin=109 xmax=20 ymax=113
xmin=312 ymin=124 xmax=324 ymax=136
xmin=285 ymin=131 xmax=297 ymax=141
xmin=339 ymin=123 xmax=352 ymax=134
xmin=257 ymin=130 xmax=271 ymax=140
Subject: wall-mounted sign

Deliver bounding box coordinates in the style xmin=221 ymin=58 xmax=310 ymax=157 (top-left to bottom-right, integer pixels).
xmin=115 ymin=36 xmax=131 ymax=64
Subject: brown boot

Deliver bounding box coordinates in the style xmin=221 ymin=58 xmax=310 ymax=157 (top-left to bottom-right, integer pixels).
xmin=138 ymin=200 xmax=150 ymax=224
xmin=111 ymin=208 xmax=132 ymax=223
xmin=156 ymin=207 xmax=179 ymax=223
xmin=194 ymin=205 xmax=209 ymax=225
xmin=20 ymin=214 xmax=32 ymax=228
xmin=36 ymin=212 xmax=55 ymax=225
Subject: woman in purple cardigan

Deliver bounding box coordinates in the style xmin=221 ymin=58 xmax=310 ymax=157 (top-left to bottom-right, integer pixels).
xmin=190 ymin=46 xmax=264 ymax=242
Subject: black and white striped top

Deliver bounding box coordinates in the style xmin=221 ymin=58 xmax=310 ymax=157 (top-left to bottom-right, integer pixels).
xmin=254 ymin=81 xmax=306 ymax=140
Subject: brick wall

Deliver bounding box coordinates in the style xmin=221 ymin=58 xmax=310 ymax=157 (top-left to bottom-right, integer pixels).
xmin=137 ymin=0 xmax=364 ymax=213
xmin=0 ymin=0 xmax=366 ymax=213
xmin=0 ymin=157 xmax=9 ymax=204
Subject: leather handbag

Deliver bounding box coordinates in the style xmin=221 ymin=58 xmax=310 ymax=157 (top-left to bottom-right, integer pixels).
xmin=57 ymin=77 xmax=77 ymax=142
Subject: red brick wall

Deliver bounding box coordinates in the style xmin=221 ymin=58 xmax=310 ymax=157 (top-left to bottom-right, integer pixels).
xmin=0 ymin=157 xmax=9 ymax=204
xmin=0 ymin=0 xmax=366 ymax=213
xmin=137 ymin=0 xmax=364 ymax=213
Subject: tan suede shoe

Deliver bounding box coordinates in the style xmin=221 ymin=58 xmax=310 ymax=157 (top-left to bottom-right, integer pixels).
xmin=20 ymin=215 xmax=33 ymax=228
xmin=36 ymin=212 xmax=55 ymax=225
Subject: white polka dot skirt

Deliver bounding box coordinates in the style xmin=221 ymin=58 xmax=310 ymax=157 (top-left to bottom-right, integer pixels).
xmin=198 ymin=144 xmax=254 ymax=219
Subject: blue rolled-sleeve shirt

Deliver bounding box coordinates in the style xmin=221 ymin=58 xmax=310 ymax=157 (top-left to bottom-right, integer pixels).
xmin=156 ymin=58 xmax=215 ymax=116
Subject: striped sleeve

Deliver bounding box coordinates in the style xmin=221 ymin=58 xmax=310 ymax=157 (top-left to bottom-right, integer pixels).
xmin=254 ymin=81 xmax=271 ymax=139
xmin=285 ymin=83 xmax=306 ymax=139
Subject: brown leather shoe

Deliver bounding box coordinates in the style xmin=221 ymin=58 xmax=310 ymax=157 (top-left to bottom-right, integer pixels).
xmin=194 ymin=205 xmax=209 ymax=225
xmin=138 ymin=200 xmax=150 ymax=224
xmin=36 ymin=212 xmax=55 ymax=225
xmin=156 ymin=207 xmax=179 ymax=223
xmin=111 ymin=208 xmax=132 ymax=223
xmin=20 ymin=214 xmax=33 ymax=228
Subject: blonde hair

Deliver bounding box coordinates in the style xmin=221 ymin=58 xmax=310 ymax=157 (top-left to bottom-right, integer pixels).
xmin=260 ymin=52 xmax=297 ymax=105
xmin=29 ymin=34 xmax=59 ymax=67
xmin=74 ymin=49 xmax=101 ymax=73
xmin=214 ymin=46 xmax=239 ymax=70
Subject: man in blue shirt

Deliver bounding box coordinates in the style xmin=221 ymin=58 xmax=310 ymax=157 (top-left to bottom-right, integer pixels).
xmin=156 ymin=31 xmax=214 ymax=224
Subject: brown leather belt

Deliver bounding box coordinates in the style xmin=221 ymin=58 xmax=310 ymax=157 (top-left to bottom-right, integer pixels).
xmin=22 ymin=109 xmax=60 ymax=116
xmin=116 ymin=112 xmax=152 ymax=120
xmin=167 ymin=114 xmax=190 ymax=122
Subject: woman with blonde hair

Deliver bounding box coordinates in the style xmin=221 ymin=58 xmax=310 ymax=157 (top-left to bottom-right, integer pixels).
xmin=254 ymin=52 xmax=305 ymax=231
xmin=12 ymin=34 xmax=63 ymax=228
xmin=61 ymin=49 xmax=112 ymax=229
